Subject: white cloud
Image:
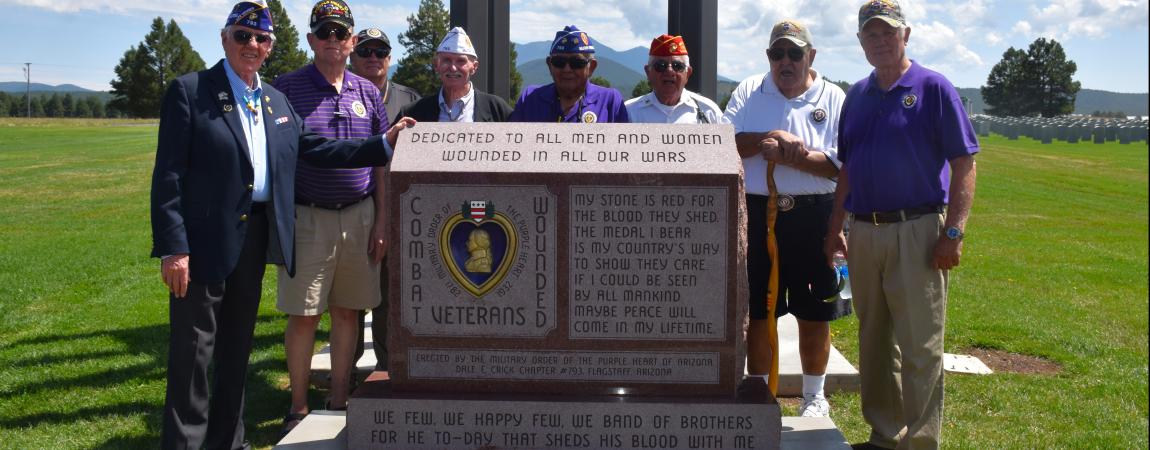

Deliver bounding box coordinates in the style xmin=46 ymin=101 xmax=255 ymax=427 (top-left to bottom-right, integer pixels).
xmin=1020 ymin=0 xmax=1150 ymax=41
xmin=910 ymin=21 xmax=984 ymax=71
xmin=6 ymin=0 xmax=233 ymax=21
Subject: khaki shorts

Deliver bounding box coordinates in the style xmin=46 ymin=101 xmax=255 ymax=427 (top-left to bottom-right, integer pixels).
xmin=277 ymin=200 xmax=382 ymax=316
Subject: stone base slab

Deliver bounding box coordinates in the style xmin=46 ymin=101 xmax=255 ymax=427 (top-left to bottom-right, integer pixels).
xmin=347 ymin=374 xmax=780 ymax=450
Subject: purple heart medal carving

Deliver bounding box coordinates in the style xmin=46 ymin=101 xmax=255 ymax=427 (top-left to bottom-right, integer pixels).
xmin=439 ymin=200 xmax=519 ymax=297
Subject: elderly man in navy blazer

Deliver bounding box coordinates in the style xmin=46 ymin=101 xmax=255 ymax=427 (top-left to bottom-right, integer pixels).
xmin=149 ymin=1 xmax=413 ymax=448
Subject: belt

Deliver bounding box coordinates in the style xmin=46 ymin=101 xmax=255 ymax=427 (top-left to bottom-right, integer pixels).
xmin=853 ymin=205 xmax=944 ymax=224
xmin=776 ymin=193 xmax=833 ymax=212
xmin=297 ymin=194 xmax=371 ymax=211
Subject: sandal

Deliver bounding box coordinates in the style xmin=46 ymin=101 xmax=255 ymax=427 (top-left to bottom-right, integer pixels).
xmin=281 ymin=412 xmax=307 ymax=437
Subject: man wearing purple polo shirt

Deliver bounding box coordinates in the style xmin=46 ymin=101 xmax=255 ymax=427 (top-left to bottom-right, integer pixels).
xmin=825 ymin=1 xmax=978 ymax=449
xmin=273 ymin=0 xmax=386 ymax=434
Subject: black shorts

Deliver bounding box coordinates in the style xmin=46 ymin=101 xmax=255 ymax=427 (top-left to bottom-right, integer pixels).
xmin=746 ymin=194 xmax=852 ymax=322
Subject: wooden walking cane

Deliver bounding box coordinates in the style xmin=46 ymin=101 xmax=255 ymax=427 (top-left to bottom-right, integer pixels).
xmin=764 ymin=160 xmax=780 ymax=395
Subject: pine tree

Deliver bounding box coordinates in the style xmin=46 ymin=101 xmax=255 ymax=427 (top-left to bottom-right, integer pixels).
xmin=982 ymin=47 xmax=1032 ymax=117
xmin=590 ymin=76 xmax=611 ymax=88
xmin=86 ymin=96 xmax=106 ymax=118
xmin=393 ymin=0 xmax=451 ymax=96
xmin=509 ymin=42 xmax=523 ymax=102
xmin=44 ymin=93 xmax=64 ymax=118
xmin=109 ymin=44 xmax=159 ymax=117
xmin=263 ymin=0 xmax=310 ymax=83
xmin=30 ymin=97 xmax=44 ymax=117
xmin=632 ymin=79 xmax=651 ymax=98
xmin=74 ymin=98 xmax=92 ymax=118
xmin=982 ymin=38 xmax=1080 ymax=118
xmin=109 ymin=17 xmax=205 ymax=117
xmin=62 ymin=93 xmax=75 ymax=117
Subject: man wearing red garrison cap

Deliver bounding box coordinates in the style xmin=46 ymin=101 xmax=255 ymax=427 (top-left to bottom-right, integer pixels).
xmin=625 ymin=34 xmax=721 ymax=123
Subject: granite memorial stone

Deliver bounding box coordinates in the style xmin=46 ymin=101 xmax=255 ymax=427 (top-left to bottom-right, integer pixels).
xmin=347 ymin=122 xmax=779 ymax=449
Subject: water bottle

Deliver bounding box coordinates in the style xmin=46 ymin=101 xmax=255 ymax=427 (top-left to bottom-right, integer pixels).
xmin=824 ymin=252 xmax=852 ymax=302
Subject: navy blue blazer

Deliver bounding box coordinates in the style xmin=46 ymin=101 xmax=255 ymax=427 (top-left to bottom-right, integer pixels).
xmin=150 ymin=60 xmax=390 ymax=283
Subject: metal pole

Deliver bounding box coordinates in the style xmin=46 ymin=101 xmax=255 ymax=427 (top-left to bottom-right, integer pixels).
xmin=668 ymin=0 xmax=717 ymax=101
xmin=450 ymin=0 xmax=510 ymax=99
xmin=24 ymin=63 xmax=31 ymax=118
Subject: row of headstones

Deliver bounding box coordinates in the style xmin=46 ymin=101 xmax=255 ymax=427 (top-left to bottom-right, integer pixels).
xmin=970 ymin=115 xmax=1149 ymax=145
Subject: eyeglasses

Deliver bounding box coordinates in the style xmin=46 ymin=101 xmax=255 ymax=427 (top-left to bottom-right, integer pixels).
xmin=652 ymin=60 xmax=688 ymax=73
xmin=233 ymin=30 xmax=273 ymax=45
xmin=767 ymin=47 xmax=805 ymax=62
xmin=547 ymin=56 xmax=591 ymax=70
xmin=315 ymin=25 xmax=351 ymax=41
xmin=355 ymin=47 xmax=389 ymax=58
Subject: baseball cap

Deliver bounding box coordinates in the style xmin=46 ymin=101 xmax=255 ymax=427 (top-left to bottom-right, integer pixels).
xmin=769 ymin=20 xmax=812 ymax=48
xmin=858 ymin=0 xmax=906 ymax=31
xmin=309 ymin=0 xmax=353 ymax=34
xmin=356 ymin=28 xmax=391 ymax=50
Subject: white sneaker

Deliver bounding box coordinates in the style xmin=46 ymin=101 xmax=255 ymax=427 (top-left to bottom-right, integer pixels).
xmin=799 ymin=395 xmax=830 ymax=417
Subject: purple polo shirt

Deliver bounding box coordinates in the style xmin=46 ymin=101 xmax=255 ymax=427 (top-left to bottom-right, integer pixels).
xmin=273 ymin=64 xmax=386 ymax=204
xmin=838 ymin=61 xmax=978 ymax=214
xmin=508 ymin=82 xmax=630 ymax=123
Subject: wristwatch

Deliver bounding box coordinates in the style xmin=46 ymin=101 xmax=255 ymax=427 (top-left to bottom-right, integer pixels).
xmin=945 ymin=226 xmax=964 ymax=240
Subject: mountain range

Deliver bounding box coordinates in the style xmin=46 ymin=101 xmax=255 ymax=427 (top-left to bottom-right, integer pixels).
xmin=4 ymin=40 xmax=1146 ymax=116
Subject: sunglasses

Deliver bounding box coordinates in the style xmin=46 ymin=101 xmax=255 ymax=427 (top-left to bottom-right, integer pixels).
xmin=547 ymin=56 xmax=591 ymax=70
xmin=768 ymin=47 xmax=806 ymax=62
xmin=315 ymin=26 xmax=351 ymax=41
xmin=355 ymin=47 xmax=389 ymax=58
xmin=652 ymin=60 xmax=688 ymax=73
xmin=233 ymin=30 xmax=272 ymax=45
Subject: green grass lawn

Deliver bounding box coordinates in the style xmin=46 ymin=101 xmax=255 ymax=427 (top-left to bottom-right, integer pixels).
xmin=0 ymin=119 xmax=1147 ymax=449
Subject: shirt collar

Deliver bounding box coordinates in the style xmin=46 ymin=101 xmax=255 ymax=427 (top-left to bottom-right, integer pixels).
xmin=222 ymin=58 xmax=263 ymax=99
xmin=439 ymin=83 xmax=475 ymax=110
xmin=865 ymin=59 xmax=919 ymax=94
xmin=641 ymin=90 xmax=699 ymax=111
xmin=305 ymin=63 xmax=356 ymax=93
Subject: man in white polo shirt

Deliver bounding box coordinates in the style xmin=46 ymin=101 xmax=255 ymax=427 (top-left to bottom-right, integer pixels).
xmin=723 ymin=19 xmax=850 ymax=417
xmin=625 ymin=34 xmax=722 ymax=124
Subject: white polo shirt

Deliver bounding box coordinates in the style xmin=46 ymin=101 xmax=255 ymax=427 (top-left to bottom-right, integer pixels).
xmin=723 ymin=69 xmax=845 ymax=196
xmin=625 ymin=89 xmax=723 ymax=124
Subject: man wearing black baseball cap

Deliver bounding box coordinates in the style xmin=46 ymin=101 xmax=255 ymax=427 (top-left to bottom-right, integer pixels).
xmin=351 ymin=27 xmax=420 ymax=125
xmin=348 ymin=26 xmax=420 ymax=377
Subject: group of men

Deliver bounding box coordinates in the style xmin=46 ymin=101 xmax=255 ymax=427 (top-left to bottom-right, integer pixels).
xmin=150 ymin=0 xmax=977 ymax=448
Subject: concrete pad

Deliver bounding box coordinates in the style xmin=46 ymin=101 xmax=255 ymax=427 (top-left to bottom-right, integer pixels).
xmin=771 ymin=314 xmax=860 ymax=396
xmin=274 ymin=410 xmax=346 ymax=450
xmin=944 ymin=353 xmax=993 ymax=375
xmin=275 ymin=413 xmax=848 ymax=450
xmin=781 ymin=416 xmax=851 ymax=450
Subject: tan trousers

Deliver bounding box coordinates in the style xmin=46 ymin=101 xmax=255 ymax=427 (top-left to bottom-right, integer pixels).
xmin=848 ymin=213 xmax=947 ymax=450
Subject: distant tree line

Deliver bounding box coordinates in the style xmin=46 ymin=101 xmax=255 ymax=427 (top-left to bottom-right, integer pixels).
xmin=0 ymin=91 xmax=116 ymax=118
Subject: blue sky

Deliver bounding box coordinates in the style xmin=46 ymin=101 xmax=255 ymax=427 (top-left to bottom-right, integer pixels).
xmin=0 ymin=0 xmax=1146 ymax=93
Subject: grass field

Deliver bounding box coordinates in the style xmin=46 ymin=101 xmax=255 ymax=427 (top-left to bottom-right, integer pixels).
xmin=0 ymin=118 xmax=1146 ymax=449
